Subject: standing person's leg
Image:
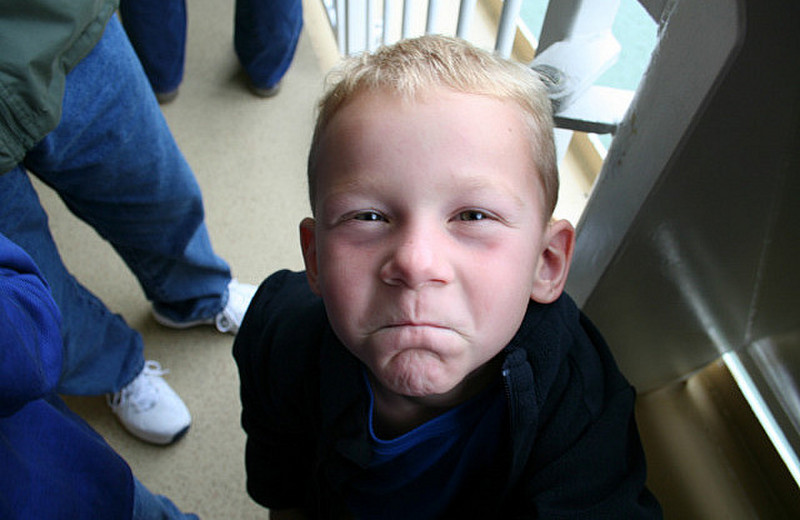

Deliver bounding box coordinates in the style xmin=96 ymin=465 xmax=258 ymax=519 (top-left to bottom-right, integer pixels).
xmin=0 ymin=169 xmax=190 ymax=444
xmin=15 ymin=14 xmax=254 ymax=444
xmin=0 ymin=169 xmax=191 ymax=445
xmin=0 ymin=167 xmax=143 ymax=396
xmin=132 ymin=478 xmax=199 ymax=520
xmin=119 ymin=0 xmax=187 ymax=101
xmin=234 ymin=0 xmax=304 ymax=94
xmin=24 ymin=15 xmax=234 ymax=329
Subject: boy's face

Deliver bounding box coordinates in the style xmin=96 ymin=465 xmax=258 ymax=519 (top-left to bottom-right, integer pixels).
xmin=301 ymin=88 xmax=573 ymax=404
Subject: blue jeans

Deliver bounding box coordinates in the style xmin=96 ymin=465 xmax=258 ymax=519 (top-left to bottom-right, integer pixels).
xmin=0 ymin=15 xmax=231 ymax=395
xmin=134 ymin=478 xmax=200 ymax=520
xmin=119 ymin=0 xmax=303 ymax=92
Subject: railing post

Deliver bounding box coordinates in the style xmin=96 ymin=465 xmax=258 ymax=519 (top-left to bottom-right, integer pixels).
xmin=456 ymin=0 xmax=477 ymax=40
xmin=495 ymin=0 xmax=524 ymax=58
xmin=383 ymin=0 xmax=395 ymax=45
xmin=345 ymin=0 xmax=368 ymax=54
xmin=426 ymin=0 xmax=440 ymax=34
xmin=367 ymin=0 xmax=377 ymax=50
xmin=334 ymin=0 xmax=346 ymax=52
xmin=402 ymin=0 xmax=414 ymax=39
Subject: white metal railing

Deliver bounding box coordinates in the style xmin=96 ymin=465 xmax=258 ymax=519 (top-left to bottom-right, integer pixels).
xmin=319 ymin=0 xmax=649 ymax=139
xmin=321 ymin=0 xmax=524 ymax=57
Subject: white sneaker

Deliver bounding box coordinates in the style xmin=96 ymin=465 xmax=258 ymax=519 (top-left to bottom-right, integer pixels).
xmin=108 ymin=361 xmax=191 ymax=445
xmin=213 ymin=279 xmax=257 ymax=333
xmin=152 ymin=279 xmax=257 ymax=334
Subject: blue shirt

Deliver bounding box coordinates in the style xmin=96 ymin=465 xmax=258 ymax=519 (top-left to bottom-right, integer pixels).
xmin=345 ymin=371 xmax=507 ymax=519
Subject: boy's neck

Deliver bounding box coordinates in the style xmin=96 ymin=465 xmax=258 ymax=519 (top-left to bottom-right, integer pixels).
xmin=368 ymin=358 xmax=501 ymax=439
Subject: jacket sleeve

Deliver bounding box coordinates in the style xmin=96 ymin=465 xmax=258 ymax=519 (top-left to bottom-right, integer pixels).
xmin=510 ymin=305 xmax=662 ymax=519
xmin=233 ymin=270 xmax=326 ymax=511
xmin=0 ymin=232 xmax=63 ymax=417
xmin=0 ymin=1 xmax=117 ymax=173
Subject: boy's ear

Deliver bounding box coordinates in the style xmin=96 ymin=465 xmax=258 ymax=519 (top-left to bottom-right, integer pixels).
xmin=299 ymin=218 xmax=322 ymax=295
xmin=530 ymin=219 xmax=575 ymax=304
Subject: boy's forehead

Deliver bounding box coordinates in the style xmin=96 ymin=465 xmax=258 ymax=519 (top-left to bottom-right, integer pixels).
xmin=313 ymin=88 xmax=546 ymax=212
xmin=335 ymin=85 xmax=498 ymax=115
xmin=323 ymin=86 xmax=528 ymax=141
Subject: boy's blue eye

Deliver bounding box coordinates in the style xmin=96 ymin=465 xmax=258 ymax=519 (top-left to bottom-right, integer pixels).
xmin=457 ymin=210 xmax=488 ymax=221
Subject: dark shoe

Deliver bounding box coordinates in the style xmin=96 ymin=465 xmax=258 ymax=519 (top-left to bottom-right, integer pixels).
xmin=248 ymin=81 xmax=281 ymax=98
xmin=155 ymin=89 xmax=179 ymax=104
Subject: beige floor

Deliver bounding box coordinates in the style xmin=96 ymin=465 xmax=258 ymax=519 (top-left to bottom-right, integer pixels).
xmin=39 ymin=1 xmax=593 ymax=518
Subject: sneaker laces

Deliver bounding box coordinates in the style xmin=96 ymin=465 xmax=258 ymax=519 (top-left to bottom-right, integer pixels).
xmin=108 ymin=361 xmax=169 ymax=413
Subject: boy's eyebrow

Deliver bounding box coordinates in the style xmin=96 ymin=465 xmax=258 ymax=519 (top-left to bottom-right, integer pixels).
xmin=320 ymin=177 xmax=377 ymax=202
xmin=319 ymin=173 xmax=535 ymax=211
xmin=457 ymin=175 xmax=529 ymax=210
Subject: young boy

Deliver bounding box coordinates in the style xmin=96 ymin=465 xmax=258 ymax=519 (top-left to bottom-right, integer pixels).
xmin=234 ymin=35 xmax=661 ymax=519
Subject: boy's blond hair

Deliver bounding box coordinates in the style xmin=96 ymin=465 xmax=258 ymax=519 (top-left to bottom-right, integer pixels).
xmin=307 ymin=34 xmax=558 ymax=218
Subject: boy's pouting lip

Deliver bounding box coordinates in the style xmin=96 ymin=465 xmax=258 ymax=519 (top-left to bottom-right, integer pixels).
xmin=300 ymin=86 xmax=574 ymax=416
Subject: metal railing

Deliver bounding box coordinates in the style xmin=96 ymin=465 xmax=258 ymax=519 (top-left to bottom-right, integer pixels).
xmin=321 ymin=0 xmax=525 ymax=57
xmin=318 ymin=0 xmax=649 ymax=138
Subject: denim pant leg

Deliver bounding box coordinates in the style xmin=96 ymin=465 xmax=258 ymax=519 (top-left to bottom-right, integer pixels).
xmin=235 ymin=0 xmax=304 ymax=89
xmin=24 ymin=15 xmax=232 ymax=326
xmin=119 ymin=0 xmax=187 ymax=94
xmin=133 ymin=478 xmax=199 ymax=520
xmin=0 ymin=167 xmax=144 ymax=395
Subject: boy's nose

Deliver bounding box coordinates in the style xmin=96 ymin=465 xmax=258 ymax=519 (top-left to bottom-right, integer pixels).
xmin=379 ymin=225 xmax=451 ymax=289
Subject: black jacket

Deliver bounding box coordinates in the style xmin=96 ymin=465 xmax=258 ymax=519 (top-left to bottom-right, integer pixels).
xmin=234 ymin=270 xmax=661 ymax=518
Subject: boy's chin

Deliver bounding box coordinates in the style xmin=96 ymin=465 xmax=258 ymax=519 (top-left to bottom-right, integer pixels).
xmin=369 ymin=363 xmax=454 ymax=398
xmin=384 ymin=373 xmax=456 ymax=400
xmin=375 ymin=369 xmax=475 ymax=407
xmin=373 ymin=355 xmax=501 ymax=407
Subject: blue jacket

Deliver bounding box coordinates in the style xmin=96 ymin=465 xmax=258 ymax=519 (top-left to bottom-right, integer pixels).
xmin=0 ymin=232 xmax=133 ymax=519
xmin=234 ymin=270 xmax=661 ymax=518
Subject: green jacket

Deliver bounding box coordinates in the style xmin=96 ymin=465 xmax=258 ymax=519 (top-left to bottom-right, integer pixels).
xmin=0 ymin=0 xmax=118 ymax=173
